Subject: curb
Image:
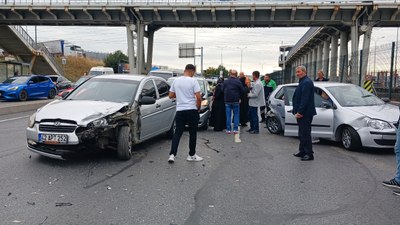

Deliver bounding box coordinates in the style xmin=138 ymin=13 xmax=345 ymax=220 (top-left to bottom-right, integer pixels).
xmin=0 ymin=99 xmax=53 ymax=116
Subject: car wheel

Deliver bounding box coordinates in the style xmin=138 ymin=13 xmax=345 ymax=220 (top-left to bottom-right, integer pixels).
xmin=117 ymin=126 xmax=132 ymax=160
xmin=48 ymin=88 xmax=56 ymax=99
xmin=266 ymin=116 xmax=282 ymax=134
xmin=166 ymin=120 xmax=175 ymax=139
xmin=19 ymin=90 xmax=28 ymax=101
xmin=341 ymin=126 xmax=362 ymax=151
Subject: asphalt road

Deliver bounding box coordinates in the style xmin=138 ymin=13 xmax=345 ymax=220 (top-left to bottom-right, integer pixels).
xmin=0 ymin=111 xmax=399 ymax=225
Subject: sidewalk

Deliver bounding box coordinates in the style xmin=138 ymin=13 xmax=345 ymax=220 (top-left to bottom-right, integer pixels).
xmin=0 ymin=99 xmax=52 ymax=116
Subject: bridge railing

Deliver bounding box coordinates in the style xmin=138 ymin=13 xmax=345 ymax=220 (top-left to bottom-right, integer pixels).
xmin=10 ymin=25 xmax=64 ymax=75
xmin=0 ymin=0 xmax=392 ymax=5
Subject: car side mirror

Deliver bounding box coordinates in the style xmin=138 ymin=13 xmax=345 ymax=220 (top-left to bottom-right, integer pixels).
xmin=28 ymin=80 xmax=34 ymax=85
xmin=381 ymin=97 xmax=390 ymax=103
xmin=139 ymin=95 xmax=156 ymax=105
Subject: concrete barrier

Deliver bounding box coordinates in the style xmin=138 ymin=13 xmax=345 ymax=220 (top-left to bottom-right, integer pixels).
xmin=0 ymin=99 xmax=53 ymax=116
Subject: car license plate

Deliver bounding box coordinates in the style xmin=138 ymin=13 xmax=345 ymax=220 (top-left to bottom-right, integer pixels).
xmin=38 ymin=133 xmax=68 ymax=144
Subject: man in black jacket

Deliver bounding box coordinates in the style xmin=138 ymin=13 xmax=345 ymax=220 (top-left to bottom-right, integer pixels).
xmin=223 ymin=70 xmax=245 ymax=134
xmin=292 ymin=65 xmax=317 ymax=161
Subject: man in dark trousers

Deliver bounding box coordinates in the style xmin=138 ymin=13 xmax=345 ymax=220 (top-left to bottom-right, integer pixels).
xmin=292 ymin=65 xmax=317 ymax=161
xmin=168 ymin=64 xmax=203 ymax=163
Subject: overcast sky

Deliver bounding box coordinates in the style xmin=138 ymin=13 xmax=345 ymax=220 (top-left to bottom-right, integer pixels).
xmin=26 ymin=26 xmax=399 ymax=75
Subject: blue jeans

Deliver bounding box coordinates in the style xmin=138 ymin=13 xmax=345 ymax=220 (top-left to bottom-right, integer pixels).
xmin=395 ymin=128 xmax=400 ymax=182
xmin=248 ymin=106 xmax=259 ymax=132
xmin=225 ymin=103 xmax=240 ymax=132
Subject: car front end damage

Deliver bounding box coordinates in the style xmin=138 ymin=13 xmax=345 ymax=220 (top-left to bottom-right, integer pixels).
xmin=26 ymin=104 xmax=138 ymax=160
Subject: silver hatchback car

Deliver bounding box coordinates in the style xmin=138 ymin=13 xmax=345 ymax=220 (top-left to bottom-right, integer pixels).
xmin=26 ymin=75 xmax=176 ymax=160
xmin=266 ymin=82 xmax=399 ymax=150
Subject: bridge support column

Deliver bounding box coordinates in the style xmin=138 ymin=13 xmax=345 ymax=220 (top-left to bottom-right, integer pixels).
xmin=312 ymin=47 xmax=318 ymax=79
xmin=127 ymin=24 xmax=136 ymax=74
xmin=360 ymin=24 xmax=372 ymax=85
xmin=350 ymin=25 xmax=359 ymax=84
xmin=136 ymin=23 xmax=145 ymax=74
xmin=339 ymin=31 xmax=349 ymax=82
xmin=330 ymin=34 xmax=339 ymax=82
xmin=307 ymin=51 xmax=312 ymax=76
xmin=29 ymin=55 xmax=37 ymax=74
xmin=323 ymin=39 xmax=330 ymax=77
xmin=317 ymin=44 xmax=323 ymax=75
xmin=146 ymin=29 xmax=155 ymax=74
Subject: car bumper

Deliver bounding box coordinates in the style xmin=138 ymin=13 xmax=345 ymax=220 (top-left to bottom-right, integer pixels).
xmin=0 ymin=90 xmax=19 ymax=100
xmin=358 ymin=127 xmax=396 ymax=148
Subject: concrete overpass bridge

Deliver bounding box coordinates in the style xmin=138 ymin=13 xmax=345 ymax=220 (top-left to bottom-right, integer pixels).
xmin=0 ymin=0 xmax=399 ymax=85
xmin=0 ymin=25 xmax=64 ymax=75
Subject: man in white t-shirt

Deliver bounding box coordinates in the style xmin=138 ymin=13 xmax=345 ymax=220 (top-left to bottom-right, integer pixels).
xmin=168 ymin=64 xmax=203 ymax=163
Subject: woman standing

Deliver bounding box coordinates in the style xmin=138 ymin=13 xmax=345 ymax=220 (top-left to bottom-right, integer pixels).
xmin=239 ymin=73 xmax=250 ymax=127
xmin=209 ymin=78 xmax=226 ymax=131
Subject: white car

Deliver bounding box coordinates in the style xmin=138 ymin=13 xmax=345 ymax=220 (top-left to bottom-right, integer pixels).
xmin=266 ymin=82 xmax=398 ymax=150
xmin=27 ymin=74 xmax=176 ymax=160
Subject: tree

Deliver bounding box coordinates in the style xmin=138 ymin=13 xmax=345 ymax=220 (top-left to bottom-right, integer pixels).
xmin=103 ymin=50 xmax=128 ymax=73
xmin=204 ymin=65 xmax=228 ymax=78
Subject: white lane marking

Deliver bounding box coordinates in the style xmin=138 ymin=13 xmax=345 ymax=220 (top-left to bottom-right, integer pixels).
xmin=0 ymin=115 xmax=30 ymax=123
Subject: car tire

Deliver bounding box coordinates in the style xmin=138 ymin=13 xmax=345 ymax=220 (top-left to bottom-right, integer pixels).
xmin=117 ymin=126 xmax=132 ymax=160
xmin=200 ymin=119 xmax=209 ymax=130
xmin=19 ymin=90 xmax=28 ymax=101
xmin=266 ymin=116 xmax=282 ymax=134
xmin=48 ymin=88 xmax=56 ymax=99
xmin=166 ymin=120 xmax=175 ymax=139
xmin=341 ymin=126 xmax=362 ymax=151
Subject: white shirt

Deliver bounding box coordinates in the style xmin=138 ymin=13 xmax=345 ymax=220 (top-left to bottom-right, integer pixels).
xmin=170 ymin=76 xmax=201 ymax=111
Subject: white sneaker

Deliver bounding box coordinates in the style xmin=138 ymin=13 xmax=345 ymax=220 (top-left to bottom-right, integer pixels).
xmin=186 ymin=154 xmax=203 ymax=162
xmin=312 ymin=137 xmax=320 ymax=144
xmin=168 ymin=154 xmax=175 ymax=163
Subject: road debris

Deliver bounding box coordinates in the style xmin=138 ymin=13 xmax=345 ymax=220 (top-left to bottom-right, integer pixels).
xmin=27 ymin=201 xmax=35 ymax=206
xmin=55 ymin=202 xmax=72 ymax=207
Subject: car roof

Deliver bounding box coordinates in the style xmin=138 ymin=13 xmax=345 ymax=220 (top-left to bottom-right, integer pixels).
xmin=281 ymin=82 xmax=355 ymax=88
xmin=92 ymin=74 xmax=160 ymax=82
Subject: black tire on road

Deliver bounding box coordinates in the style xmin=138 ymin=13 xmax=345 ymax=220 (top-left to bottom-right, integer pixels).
xmin=266 ymin=116 xmax=282 ymax=134
xmin=48 ymin=88 xmax=56 ymax=99
xmin=341 ymin=126 xmax=362 ymax=151
xmin=19 ymin=90 xmax=28 ymax=101
xmin=117 ymin=126 xmax=132 ymax=160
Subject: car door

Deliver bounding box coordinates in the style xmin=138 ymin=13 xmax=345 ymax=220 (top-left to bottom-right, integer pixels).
xmin=139 ymin=79 xmax=160 ymax=140
xmin=155 ymin=79 xmax=176 ymax=131
xmin=25 ymin=76 xmax=40 ymax=97
xmin=283 ymin=86 xmax=298 ymax=136
xmin=284 ymin=85 xmax=334 ymax=138
xmin=37 ymin=76 xmax=51 ymax=97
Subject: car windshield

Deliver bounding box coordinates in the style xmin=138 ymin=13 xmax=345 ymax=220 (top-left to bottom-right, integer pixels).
xmin=2 ymin=76 xmax=29 ymax=84
xmin=66 ymin=78 xmax=139 ymax=103
xmin=326 ymin=85 xmax=384 ymax=107
xmin=73 ymin=76 xmax=91 ymax=88
xmin=88 ymin=71 xmax=103 ymax=76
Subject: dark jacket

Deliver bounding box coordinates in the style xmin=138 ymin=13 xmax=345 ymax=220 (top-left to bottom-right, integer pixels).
xmin=293 ymin=76 xmax=316 ymax=117
xmin=223 ymin=76 xmax=245 ymax=103
xmin=315 ymin=77 xmax=329 ymax=81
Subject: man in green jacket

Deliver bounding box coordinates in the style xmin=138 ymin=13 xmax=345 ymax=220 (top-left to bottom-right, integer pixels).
xmin=260 ymin=74 xmax=277 ymax=122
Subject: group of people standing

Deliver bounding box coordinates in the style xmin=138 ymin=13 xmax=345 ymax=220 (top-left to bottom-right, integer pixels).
xmin=209 ymin=69 xmax=277 ymax=135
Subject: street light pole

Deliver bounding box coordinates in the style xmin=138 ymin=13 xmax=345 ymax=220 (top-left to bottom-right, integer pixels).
xmin=237 ymin=46 xmax=247 ymax=72
xmin=217 ymin=46 xmax=226 ymax=66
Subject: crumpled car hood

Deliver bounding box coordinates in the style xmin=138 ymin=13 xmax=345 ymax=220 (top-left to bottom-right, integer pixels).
xmin=36 ymin=100 xmax=129 ymax=126
xmin=347 ymin=104 xmax=399 ymax=123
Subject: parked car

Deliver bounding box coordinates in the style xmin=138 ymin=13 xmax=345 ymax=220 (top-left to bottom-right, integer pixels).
xmin=27 ymin=74 xmax=176 ymax=160
xmin=57 ymin=75 xmax=95 ymax=98
xmin=0 ymin=75 xmax=57 ymax=101
xmin=266 ymin=82 xmax=399 ymax=150
xmin=45 ymin=75 xmax=72 ymax=91
xmin=148 ymin=70 xmax=180 ymax=81
xmin=167 ymin=76 xmax=212 ymax=129
xmin=88 ymin=66 xmax=114 ymax=76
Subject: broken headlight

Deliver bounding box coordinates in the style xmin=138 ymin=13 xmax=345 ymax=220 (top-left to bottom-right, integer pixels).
xmin=88 ymin=118 xmax=108 ymax=128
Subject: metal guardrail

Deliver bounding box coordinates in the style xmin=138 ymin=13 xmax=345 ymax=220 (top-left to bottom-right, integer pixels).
xmin=0 ymin=0 xmax=395 ymax=5
xmin=9 ymin=25 xmax=64 ymax=75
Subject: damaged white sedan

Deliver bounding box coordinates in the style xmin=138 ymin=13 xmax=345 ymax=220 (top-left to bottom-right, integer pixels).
xmin=26 ymin=74 xmax=176 ymax=160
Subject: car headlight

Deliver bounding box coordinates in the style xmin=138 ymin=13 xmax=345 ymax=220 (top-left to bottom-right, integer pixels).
xmin=28 ymin=112 xmax=36 ymax=128
xmin=366 ymin=119 xmax=392 ymax=130
xmin=7 ymin=86 xmax=19 ymax=91
xmin=88 ymin=118 xmax=108 ymax=128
